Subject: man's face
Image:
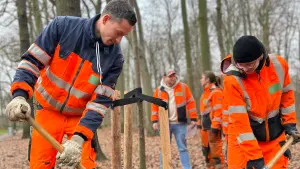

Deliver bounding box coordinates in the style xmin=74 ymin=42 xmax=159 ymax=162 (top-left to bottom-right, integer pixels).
xmin=236 ymin=55 xmax=263 ymax=74
xmin=164 ymin=74 xmax=177 ymax=87
xmin=200 ymin=74 xmax=209 ymax=87
xmin=98 ymin=14 xmax=133 ymax=46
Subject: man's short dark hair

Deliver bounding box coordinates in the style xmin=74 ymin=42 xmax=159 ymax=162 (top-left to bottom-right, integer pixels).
xmin=102 ymin=0 xmax=137 ymax=26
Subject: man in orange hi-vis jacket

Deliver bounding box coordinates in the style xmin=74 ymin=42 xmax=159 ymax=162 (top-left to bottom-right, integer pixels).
xmin=199 ymin=71 xmax=224 ymax=168
xmin=151 ymin=69 xmax=197 ymax=169
xmin=221 ymin=35 xmax=300 ymax=169
xmin=4 ymin=1 xmax=136 ymax=169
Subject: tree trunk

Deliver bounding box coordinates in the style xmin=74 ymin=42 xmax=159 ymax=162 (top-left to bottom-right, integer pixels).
xmin=216 ymin=0 xmax=226 ymax=59
xmin=130 ymin=25 xmax=146 ymax=169
xmin=95 ymin=130 xmax=108 ymax=162
xmin=130 ymin=0 xmax=155 ymax=137
xmin=42 ymin=0 xmax=49 ymax=24
xmin=31 ymin=0 xmax=43 ymax=34
xmin=16 ymin=0 xmax=31 ymax=139
xmin=56 ymin=0 xmax=81 ymax=16
xmin=260 ymin=0 xmax=270 ymax=51
xmin=181 ymin=0 xmax=194 ymax=93
xmin=198 ymin=0 xmax=211 ymax=71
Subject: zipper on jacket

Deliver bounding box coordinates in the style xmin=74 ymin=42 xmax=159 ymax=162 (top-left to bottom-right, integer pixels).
xmin=60 ymin=59 xmax=86 ymax=113
xmin=258 ymin=73 xmax=270 ymax=141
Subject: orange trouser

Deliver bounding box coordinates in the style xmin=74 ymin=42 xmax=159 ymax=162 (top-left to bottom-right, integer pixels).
xmin=227 ymin=132 xmax=289 ymax=169
xmin=200 ymin=129 xmax=211 ymax=163
xmin=29 ymin=109 xmax=96 ymax=169
xmin=208 ymin=130 xmax=224 ymax=166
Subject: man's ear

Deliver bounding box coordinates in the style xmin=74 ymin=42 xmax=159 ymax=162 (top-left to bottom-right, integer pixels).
xmin=102 ymin=14 xmax=111 ymax=24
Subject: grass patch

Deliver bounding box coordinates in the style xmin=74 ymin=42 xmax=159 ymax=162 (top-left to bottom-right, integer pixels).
xmin=0 ymin=128 xmax=7 ymax=135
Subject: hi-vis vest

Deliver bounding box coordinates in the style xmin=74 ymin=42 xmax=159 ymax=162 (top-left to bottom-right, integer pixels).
xmin=151 ymin=82 xmax=197 ymax=123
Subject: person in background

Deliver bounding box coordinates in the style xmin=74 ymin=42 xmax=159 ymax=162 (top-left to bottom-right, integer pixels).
xmin=199 ymin=71 xmax=225 ymax=169
xmin=151 ymin=69 xmax=197 ymax=169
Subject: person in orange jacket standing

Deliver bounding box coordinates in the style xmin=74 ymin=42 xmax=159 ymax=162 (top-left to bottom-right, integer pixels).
xmin=199 ymin=71 xmax=225 ymax=168
xmin=4 ymin=1 xmax=136 ymax=169
xmin=151 ymin=69 xmax=197 ymax=169
xmin=221 ymin=35 xmax=300 ymax=169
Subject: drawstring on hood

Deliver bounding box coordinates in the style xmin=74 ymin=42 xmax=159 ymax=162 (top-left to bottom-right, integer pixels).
xmin=96 ymin=41 xmax=103 ymax=84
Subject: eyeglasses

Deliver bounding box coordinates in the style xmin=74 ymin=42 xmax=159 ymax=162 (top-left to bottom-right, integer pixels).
xmin=236 ymin=55 xmax=262 ymax=69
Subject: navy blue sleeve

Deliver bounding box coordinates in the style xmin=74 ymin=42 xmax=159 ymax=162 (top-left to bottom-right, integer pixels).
xmin=11 ymin=17 xmax=63 ymax=99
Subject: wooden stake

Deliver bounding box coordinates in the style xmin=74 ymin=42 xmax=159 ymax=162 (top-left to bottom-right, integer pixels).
xmin=123 ymin=104 xmax=133 ymax=169
xmin=158 ymin=107 xmax=172 ymax=169
xmin=111 ymin=90 xmax=121 ymax=169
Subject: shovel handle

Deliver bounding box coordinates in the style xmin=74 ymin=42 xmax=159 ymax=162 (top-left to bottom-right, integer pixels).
xmin=263 ymin=136 xmax=294 ymax=169
xmin=21 ymin=106 xmax=86 ymax=169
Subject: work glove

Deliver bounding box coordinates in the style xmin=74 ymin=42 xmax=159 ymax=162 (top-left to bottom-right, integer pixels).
xmin=285 ymin=130 xmax=300 ymax=144
xmin=152 ymin=122 xmax=159 ymax=131
xmin=5 ymin=96 xmax=31 ymax=121
xmin=56 ymin=135 xmax=84 ymax=168
xmin=246 ymin=158 xmax=264 ymax=169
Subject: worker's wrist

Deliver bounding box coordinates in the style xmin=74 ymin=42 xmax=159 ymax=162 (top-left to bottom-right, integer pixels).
xmin=152 ymin=120 xmax=158 ymax=124
xmin=71 ymin=135 xmax=85 ymax=147
xmin=12 ymin=89 xmax=29 ymax=100
xmin=74 ymin=132 xmax=88 ymax=142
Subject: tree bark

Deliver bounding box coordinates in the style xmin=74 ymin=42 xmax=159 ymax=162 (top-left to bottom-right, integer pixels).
xmin=56 ymin=0 xmax=81 ymax=17
xmin=130 ymin=25 xmax=147 ymax=169
xmin=216 ymin=0 xmax=225 ymax=59
xmin=16 ymin=0 xmax=32 ymax=139
xmin=42 ymin=0 xmax=49 ymax=24
xmin=198 ymin=0 xmax=211 ymax=71
xmin=181 ymin=0 xmax=194 ymax=93
xmin=130 ymin=0 xmax=155 ymax=137
xmin=31 ymin=0 xmax=43 ymax=34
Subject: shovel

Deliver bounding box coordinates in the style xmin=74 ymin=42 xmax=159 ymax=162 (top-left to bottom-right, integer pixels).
xmin=21 ymin=106 xmax=86 ymax=169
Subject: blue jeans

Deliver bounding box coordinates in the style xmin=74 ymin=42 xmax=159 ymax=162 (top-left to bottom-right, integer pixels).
xmin=160 ymin=123 xmax=191 ymax=169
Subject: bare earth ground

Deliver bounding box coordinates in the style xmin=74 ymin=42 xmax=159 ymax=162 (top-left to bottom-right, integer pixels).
xmin=1 ymin=127 xmax=300 ymax=169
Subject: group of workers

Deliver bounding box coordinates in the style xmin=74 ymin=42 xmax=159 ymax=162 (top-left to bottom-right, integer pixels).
xmin=3 ymin=0 xmax=299 ymax=169
xmin=151 ymin=35 xmax=300 ymax=169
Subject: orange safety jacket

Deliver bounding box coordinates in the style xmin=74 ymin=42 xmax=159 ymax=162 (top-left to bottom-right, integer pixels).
xmin=221 ymin=54 xmax=297 ymax=160
xmin=221 ymin=98 xmax=229 ymax=136
xmin=10 ymin=15 xmax=123 ymax=140
xmin=151 ymin=82 xmax=197 ymax=123
xmin=199 ymin=84 xmax=223 ymax=131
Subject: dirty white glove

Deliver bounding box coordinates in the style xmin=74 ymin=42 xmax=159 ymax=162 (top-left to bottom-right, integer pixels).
xmin=5 ymin=96 xmax=31 ymax=121
xmin=56 ymin=135 xmax=84 ymax=168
